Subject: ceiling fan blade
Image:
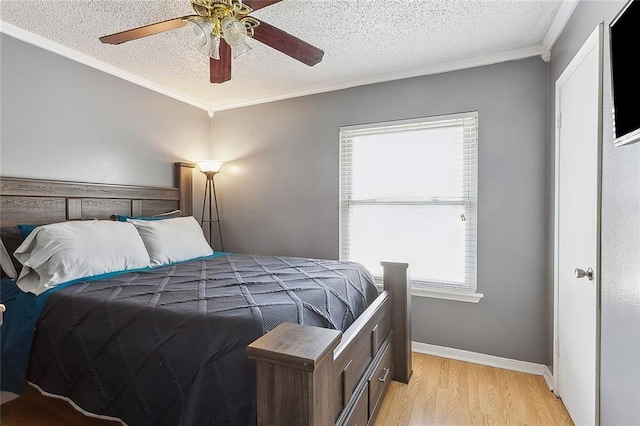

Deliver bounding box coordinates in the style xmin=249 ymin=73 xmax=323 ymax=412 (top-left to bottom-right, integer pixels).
xmin=100 ymin=16 xmax=197 ymax=45
xmin=210 ymin=40 xmax=232 ymax=83
xmin=242 ymin=0 xmax=284 ymax=12
xmin=252 ymin=19 xmax=324 ymax=66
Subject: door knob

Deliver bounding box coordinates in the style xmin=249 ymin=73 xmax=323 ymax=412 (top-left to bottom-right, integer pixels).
xmin=574 ymin=268 xmax=594 ymax=281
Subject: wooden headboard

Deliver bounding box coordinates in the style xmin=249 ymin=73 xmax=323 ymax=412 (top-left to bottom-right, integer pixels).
xmin=0 ymin=163 xmax=195 ymax=226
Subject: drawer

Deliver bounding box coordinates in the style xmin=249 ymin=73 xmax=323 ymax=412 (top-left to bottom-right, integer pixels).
xmin=368 ymin=335 xmax=393 ymax=418
xmin=333 ymin=295 xmax=392 ymax=418
xmin=344 ymin=383 xmax=368 ymax=426
xmin=371 ymin=312 xmax=391 ymax=355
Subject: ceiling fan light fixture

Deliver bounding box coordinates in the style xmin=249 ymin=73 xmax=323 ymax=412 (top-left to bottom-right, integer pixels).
xmin=221 ymin=16 xmax=247 ymax=46
xmin=221 ymin=16 xmax=252 ymax=59
xmin=232 ymin=39 xmax=252 ymax=59
xmin=205 ymin=35 xmax=222 ymax=60
xmin=190 ymin=20 xmax=204 ymax=38
xmin=188 ymin=18 xmax=220 ymax=59
xmin=188 ymin=18 xmax=210 ymax=41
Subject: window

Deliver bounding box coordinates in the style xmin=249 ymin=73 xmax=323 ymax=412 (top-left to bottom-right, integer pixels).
xmin=339 ymin=111 xmax=479 ymax=299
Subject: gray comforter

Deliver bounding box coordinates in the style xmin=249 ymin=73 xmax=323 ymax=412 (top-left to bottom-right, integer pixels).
xmin=27 ymin=254 xmax=378 ymax=425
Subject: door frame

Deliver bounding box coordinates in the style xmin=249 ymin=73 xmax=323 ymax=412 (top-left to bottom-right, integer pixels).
xmin=552 ymin=23 xmax=603 ymax=419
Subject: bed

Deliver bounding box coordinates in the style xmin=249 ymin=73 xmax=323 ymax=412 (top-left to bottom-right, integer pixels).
xmin=0 ymin=163 xmax=411 ymax=425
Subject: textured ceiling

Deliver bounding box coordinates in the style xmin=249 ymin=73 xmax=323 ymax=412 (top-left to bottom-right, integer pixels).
xmin=0 ymin=0 xmax=571 ymax=113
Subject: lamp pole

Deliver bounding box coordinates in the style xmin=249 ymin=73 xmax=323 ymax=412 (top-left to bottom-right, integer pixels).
xmin=200 ymin=170 xmax=224 ymax=251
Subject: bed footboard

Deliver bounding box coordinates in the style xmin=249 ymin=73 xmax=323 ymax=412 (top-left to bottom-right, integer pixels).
xmin=248 ymin=261 xmax=411 ymax=425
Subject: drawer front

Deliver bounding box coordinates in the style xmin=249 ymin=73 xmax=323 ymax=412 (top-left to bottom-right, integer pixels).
xmin=371 ymin=309 xmax=391 ymax=355
xmin=368 ymin=335 xmax=394 ymax=417
xmin=332 ymin=295 xmax=391 ymax=418
xmin=344 ymin=383 xmax=368 ymax=426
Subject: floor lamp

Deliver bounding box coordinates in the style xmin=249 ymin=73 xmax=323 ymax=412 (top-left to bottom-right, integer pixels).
xmin=198 ymin=160 xmax=224 ymax=251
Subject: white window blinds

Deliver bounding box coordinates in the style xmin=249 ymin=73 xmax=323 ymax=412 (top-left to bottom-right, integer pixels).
xmin=339 ymin=111 xmax=478 ymax=293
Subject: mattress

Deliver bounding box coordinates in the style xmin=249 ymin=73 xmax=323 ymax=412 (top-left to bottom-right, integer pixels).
xmin=26 ymin=253 xmax=379 ymax=425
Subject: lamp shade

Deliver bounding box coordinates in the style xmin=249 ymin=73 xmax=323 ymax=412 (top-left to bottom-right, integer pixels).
xmin=188 ymin=18 xmax=220 ymax=60
xmin=221 ymin=16 xmax=248 ymax=47
xmin=221 ymin=16 xmax=252 ymax=59
xmin=198 ymin=160 xmax=223 ymax=173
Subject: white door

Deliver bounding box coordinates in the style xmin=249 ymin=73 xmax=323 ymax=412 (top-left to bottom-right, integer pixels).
xmin=554 ymin=25 xmax=602 ymax=426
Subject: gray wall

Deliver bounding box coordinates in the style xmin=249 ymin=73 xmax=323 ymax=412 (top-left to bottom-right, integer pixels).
xmin=211 ymin=56 xmax=549 ymax=364
xmin=0 ymin=34 xmax=210 ymax=194
xmin=550 ymin=1 xmax=640 ymax=423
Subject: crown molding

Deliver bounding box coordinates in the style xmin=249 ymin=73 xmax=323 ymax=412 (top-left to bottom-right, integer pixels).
xmin=210 ymin=45 xmax=545 ymax=112
xmin=0 ymin=21 xmax=210 ymax=113
xmin=1 ymin=19 xmax=557 ymax=115
xmin=541 ymin=0 xmax=580 ymax=61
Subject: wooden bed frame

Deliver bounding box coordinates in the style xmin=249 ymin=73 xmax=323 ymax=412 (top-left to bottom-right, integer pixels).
xmin=0 ymin=163 xmax=412 ymax=425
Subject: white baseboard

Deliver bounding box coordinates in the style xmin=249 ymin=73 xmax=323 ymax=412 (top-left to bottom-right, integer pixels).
xmin=412 ymin=341 xmax=554 ymax=391
xmin=542 ymin=365 xmax=554 ymax=391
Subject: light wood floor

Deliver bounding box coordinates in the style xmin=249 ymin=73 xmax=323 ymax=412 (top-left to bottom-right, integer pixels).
xmin=375 ymin=353 xmax=574 ymax=425
xmin=1 ymin=353 xmax=573 ymax=425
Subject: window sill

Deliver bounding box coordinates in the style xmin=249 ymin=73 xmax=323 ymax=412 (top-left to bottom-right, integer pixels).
xmin=375 ymin=284 xmax=484 ymax=303
xmin=411 ymin=287 xmax=484 ymax=303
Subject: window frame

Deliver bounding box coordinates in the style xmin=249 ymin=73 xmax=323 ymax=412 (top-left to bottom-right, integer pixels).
xmin=339 ymin=111 xmax=482 ymax=302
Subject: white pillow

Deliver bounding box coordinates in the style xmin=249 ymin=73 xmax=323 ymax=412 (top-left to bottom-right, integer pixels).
xmin=0 ymin=238 xmax=18 ymax=279
xmin=14 ymin=220 xmax=151 ymax=295
xmin=128 ymin=216 xmax=213 ymax=267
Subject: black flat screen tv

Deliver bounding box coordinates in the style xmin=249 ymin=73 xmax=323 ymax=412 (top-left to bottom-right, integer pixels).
xmin=610 ymin=0 xmax=640 ymax=146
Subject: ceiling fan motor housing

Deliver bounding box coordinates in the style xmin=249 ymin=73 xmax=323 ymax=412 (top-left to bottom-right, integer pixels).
xmin=191 ymin=0 xmax=253 ymax=19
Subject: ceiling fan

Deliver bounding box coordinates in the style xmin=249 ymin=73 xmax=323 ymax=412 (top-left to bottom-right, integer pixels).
xmin=99 ymin=0 xmax=324 ymax=84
